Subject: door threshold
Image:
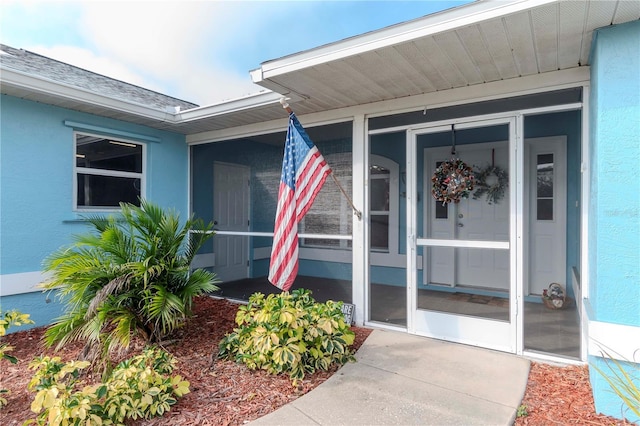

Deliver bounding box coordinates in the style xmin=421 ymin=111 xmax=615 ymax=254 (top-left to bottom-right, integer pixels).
xmin=523 ymin=349 xmax=584 ymax=365
xmin=364 ymin=321 xmax=407 ymax=333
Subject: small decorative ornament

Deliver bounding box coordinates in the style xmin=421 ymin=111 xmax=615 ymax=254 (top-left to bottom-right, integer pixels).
xmin=473 ymin=164 xmax=508 ymax=205
xmin=431 ymin=158 xmax=475 ymax=204
xmin=542 ymin=282 xmax=568 ymax=309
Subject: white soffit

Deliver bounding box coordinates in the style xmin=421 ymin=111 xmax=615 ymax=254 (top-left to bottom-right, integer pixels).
xmin=1 ymin=67 xmax=289 ymax=134
xmin=252 ymin=0 xmax=640 ymax=113
xmin=3 ymin=0 xmax=638 ymax=135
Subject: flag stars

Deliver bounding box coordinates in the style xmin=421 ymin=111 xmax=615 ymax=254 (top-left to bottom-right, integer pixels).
xmin=270 ymin=113 xmax=332 ymax=291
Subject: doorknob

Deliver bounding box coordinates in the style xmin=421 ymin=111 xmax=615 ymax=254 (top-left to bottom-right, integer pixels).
xmin=213 ymin=220 xmax=218 ymax=225
xmin=457 ymin=223 xmax=464 ymax=227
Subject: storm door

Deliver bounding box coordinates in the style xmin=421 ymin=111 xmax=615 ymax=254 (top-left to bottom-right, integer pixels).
xmin=407 ymin=118 xmax=518 ymax=353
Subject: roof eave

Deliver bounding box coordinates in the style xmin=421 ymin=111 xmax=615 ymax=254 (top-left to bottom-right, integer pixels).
xmin=178 ymin=90 xmax=292 ymax=123
xmin=252 ymin=0 xmax=558 ymax=86
xmin=0 ymin=66 xmax=178 ymax=122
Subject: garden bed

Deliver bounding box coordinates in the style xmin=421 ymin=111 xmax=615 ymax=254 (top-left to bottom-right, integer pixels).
xmin=0 ymin=296 xmax=631 ymax=425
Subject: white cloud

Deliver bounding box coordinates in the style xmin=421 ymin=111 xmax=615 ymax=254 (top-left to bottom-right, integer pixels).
xmin=24 ymin=44 xmax=162 ymax=91
xmin=2 ymin=1 xmax=354 ymax=105
xmin=75 ymin=1 xmax=275 ymax=104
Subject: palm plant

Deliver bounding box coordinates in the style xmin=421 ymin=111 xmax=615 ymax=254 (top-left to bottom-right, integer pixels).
xmin=41 ymin=200 xmax=219 ymax=366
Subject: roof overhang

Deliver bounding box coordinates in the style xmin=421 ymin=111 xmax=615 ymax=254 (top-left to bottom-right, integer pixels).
xmin=253 ymin=0 xmax=558 ymax=82
xmin=1 ymin=67 xmax=172 ymax=123
xmin=250 ymin=0 xmax=639 ymax=117
xmin=0 ymin=66 xmax=296 ymax=134
xmin=2 ymin=0 xmax=638 ymax=137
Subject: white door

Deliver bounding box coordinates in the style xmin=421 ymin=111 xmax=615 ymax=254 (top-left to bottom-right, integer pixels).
xmin=213 ymin=162 xmax=250 ymax=282
xmin=408 ymin=118 xmax=517 ymax=353
xmin=425 ymin=144 xmax=510 ymax=290
xmin=425 ymin=157 xmax=455 ymax=286
xmin=526 ymin=137 xmax=567 ymax=295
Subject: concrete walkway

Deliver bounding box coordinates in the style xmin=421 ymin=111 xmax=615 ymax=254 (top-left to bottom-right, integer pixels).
xmin=251 ymin=329 xmax=530 ymax=426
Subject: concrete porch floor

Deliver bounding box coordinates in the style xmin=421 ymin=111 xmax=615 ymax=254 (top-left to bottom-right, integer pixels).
xmin=212 ymin=275 xmax=580 ymax=360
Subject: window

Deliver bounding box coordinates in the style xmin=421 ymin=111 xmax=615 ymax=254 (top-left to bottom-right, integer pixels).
xmin=434 ymin=161 xmax=448 ymax=220
xmin=369 ymin=155 xmax=399 ymax=253
xmin=370 ymin=164 xmax=390 ymax=251
xmin=299 ymin=153 xmax=398 ymax=253
xmin=301 ymin=153 xmax=352 ymax=249
xmin=536 ymin=153 xmax=554 ymax=220
xmin=75 ymin=133 xmax=144 ymax=209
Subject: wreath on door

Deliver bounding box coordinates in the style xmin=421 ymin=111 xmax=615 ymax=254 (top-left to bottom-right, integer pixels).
xmin=472 ymin=164 xmax=508 ymax=205
xmin=431 ymin=158 xmax=475 ymax=204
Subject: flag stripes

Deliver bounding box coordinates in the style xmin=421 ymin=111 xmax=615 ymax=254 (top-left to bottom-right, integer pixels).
xmin=268 ymin=113 xmax=331 ymax=291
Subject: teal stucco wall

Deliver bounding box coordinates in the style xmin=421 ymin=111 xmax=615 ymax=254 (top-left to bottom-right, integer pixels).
xmin=588 ymin=20 xmax=640 ymax=423
xmin=0 ymin=95 xmax=189 ymax=332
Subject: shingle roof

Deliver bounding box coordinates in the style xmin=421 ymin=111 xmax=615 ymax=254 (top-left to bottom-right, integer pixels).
xmin=0 ymin=44 xmax=199 ymax=111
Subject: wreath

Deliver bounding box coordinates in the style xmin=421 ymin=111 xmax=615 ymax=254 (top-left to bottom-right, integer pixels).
xmin=472 ymin=165 xmax=508 ymax=205
xmin=431 ymin=158 xmax=475 ymax=204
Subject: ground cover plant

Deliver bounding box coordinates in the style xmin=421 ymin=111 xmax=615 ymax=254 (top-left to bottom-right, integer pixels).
xmin=26 ymin=347 xmax=190 ymax=425
xmin=0 ymin=310 xmax=34 ymax=407
xmin=0 ymin=296 xmax=634 ymax=425
xmin=40 ymin=200 xmax=219 ymax=373
xmin=1 ymin=296 xmax=372 ymax=425
xmin=219 ymin=289 xmax=355 ymax=383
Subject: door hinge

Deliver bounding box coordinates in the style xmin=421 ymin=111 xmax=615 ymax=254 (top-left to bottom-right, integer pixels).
xmin=247 ymin=219 xmax=250 ymax=226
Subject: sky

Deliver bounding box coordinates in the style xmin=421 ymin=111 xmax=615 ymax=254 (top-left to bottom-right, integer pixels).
xmin=1 ymin=1 xmax=472 ymax=106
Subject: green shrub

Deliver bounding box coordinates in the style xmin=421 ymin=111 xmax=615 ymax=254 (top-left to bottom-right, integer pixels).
xmin=0 ymin=309 xmax=34 ymax=407
xmin=26 ymin=347 xmax=189 ymax=425
xmin=219 ymin=289 xmax=356 ymax=384
xmin=40 ymin=199 xmax=219 ymax=370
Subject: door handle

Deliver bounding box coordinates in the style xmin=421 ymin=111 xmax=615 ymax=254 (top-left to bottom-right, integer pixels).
xmin=457 ymin=223 xmax=464 ymax=227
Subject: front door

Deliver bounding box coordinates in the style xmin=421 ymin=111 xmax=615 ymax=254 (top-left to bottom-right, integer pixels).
xmin=408 ymin=118 xmax=517 ymax=353
xmin=425 ymin=143 xmax=510 ymax=290
xmin=525 ymin=136 xmax=567 ymax=296
xmin=213 ymin=162 xmax=250 ymax=282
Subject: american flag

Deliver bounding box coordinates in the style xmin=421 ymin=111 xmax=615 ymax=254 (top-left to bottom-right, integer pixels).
xmin=268 ymin=113 xmax=331 ymax=291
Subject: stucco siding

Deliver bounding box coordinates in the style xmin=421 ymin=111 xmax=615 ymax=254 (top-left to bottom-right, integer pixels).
xmin=589 ymin=20 xmax=640 ymax=326
xmin=588 ymin=20 xmax=640 ymax=423
xmin=0 ymin=95 xmax=189 ymax=328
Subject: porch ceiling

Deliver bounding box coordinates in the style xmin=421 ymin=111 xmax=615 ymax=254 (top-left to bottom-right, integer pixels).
xmin=2 ymin=0 xmax=638 ymax=136
xmin=252 ymin=0 xmax=639 ymax=116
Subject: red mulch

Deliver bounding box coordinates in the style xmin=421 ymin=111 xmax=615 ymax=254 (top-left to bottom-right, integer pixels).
xmin=514 ymin=363 xmax=635 ymax=425
xmin=0 ymin=296 xmax=633 ymax=425
xmin=0 ymin=296 xmax=371 ymax=425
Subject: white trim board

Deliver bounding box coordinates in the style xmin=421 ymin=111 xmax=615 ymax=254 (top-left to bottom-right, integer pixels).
xmin=588 ymin=321 xmax=640 ymax=363
xmin=585 ymin=299 xmax=640 ymax=362
xmin=0 ymin=271 xmax=50 ymax=297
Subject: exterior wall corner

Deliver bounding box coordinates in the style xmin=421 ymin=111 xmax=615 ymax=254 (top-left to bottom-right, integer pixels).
xmin=587 ymin=20 xmax=640 ymax=423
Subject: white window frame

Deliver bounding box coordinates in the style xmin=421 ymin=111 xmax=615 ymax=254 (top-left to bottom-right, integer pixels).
xmin=369 ymin=154 xmax=399 ymax=255
xmin=73 ymin=131 xmax=146 ymax=212
xmin=298 ymin=154 xmax=400 ymax=264
xmin=300 ymin=152 xmax=353 ymax=249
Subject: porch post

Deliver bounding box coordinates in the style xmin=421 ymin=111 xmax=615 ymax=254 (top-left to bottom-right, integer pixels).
xmin=351 ymin=114 xmax=367 ymax=326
